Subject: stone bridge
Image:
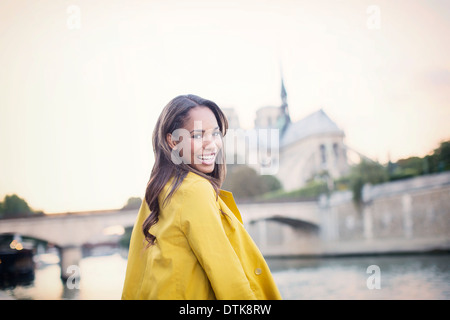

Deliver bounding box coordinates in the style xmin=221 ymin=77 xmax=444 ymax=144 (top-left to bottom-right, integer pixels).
xmin=0 ymin=209 xmax=137 ymax=279
xmin=240 ymin=200 xmax=320 ymax=228
xmin=0 ymin=202 xmax=319 ymax=278
xmin=239 ymin=201 xmax=322 ymax=256
xmin=3 ymin=172 xmax=448 ymax=279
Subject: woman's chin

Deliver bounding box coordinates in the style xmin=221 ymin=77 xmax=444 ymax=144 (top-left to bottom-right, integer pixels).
xmin=192 ymin=163 xmax=215 ymax=174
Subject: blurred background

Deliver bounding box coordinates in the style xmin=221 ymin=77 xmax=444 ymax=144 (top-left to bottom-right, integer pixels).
xmin=0 ymin=0 xmax=449 ymax=300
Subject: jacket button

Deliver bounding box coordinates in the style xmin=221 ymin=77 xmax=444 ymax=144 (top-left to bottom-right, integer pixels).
xmin=254 ymin=268 xmax=262 ymax=275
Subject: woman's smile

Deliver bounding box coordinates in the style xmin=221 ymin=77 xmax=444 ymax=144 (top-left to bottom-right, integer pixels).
xmin=196 ymin=152 xmax=216 ymax=165
xmin=183 ymin=106 xmax=223 ymax=173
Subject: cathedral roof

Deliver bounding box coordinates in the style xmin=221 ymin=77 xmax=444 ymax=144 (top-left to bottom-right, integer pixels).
xmin=280 ymin=109 xmax=344 ymax=147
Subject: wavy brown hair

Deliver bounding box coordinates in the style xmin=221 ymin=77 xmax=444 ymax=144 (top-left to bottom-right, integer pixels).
xmin=142 ymin=94 xmax=229 ymax=246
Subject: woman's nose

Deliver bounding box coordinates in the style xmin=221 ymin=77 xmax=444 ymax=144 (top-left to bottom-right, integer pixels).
xmin=203 ymin=132 xmax=213 ymax=142
xmin=202 ymin=133 xmax=217 ymax=149
xmin=203 ymin=134 xmax=213 ymax=145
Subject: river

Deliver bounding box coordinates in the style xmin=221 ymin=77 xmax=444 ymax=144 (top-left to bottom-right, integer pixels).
xmin=1 ymin=252 xmax=449 ymax=300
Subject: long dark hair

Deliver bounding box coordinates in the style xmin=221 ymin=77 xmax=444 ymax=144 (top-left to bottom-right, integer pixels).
xmin=142 ymin=94 xmax=229 ymax=246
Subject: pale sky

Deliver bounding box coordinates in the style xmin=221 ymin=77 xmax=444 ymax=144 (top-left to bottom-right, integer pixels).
xmin=0 ymin=0 xmax=449 ymax=213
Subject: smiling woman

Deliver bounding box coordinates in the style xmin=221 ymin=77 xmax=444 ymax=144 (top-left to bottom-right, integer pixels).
xmin=169 ymin=107 xmax=224 ymax=172
xmin=141 ymin=95 xmax=228 ymax=246
xmin=121 ymin=94 xmax=281 ymax=300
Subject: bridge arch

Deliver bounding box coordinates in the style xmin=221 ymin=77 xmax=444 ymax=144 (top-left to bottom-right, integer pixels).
xmin=264 ymin=216 xmax=319 ymax=232
xmin=238 ymin=200 xmax=322 ymax=256
xmin=246 ymin=217 xmax=321 ymax=257
xmin=0 ymin=208 xmax=138 ymax=279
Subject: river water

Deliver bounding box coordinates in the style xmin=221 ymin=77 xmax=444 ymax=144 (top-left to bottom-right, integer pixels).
xmin=1 ymin=253 xmax=449 ymax=300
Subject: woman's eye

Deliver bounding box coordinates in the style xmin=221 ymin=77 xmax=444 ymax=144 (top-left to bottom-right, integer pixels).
xmin=213 ymin=131 xmax=222 ymax=137
xmin=192 ymin=134 xmax=202 ymax=139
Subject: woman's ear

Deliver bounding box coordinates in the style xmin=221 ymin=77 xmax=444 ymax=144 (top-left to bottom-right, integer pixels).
xmin=166 ymin=133 xmax=178 ymax=150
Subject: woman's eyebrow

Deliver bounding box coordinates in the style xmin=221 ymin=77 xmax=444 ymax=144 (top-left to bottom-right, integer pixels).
xmin=189 ymin=126 xmax=219 ymax=134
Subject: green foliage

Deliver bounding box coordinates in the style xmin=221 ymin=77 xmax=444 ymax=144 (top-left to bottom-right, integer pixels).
xmin=427 ymin=140 xmax=450 ymax=173
xmin=122 ymin=197 xmax=142 ymax=210
xmin=257 ymin=180 xmax=328 ymax=202
xmin=222 ymin=165 xmax=282 ymax=200
xmin=394 ymin=156 xmax=423 ymax=175
xmin=219 ymin=140 xmax=450 ymax=204
xmin=259 ymin=175 xmax=282 ymax=192
xmin=388 ymin=140 xmax=450 ymax=180
xmin=334 ymin=176 xmax=351 ymax=191
xmin=0 ymin=194 xmax=39 ymax=219
xmin=119 ymin=226 xmax=133 ymax=249
xmin=338 ymin=139 xmax=450 ymax=205
xmin=349 ymin=160 xmax=389 ymax=204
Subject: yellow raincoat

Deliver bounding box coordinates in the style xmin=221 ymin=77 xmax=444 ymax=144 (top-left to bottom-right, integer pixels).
xmin=121 ymin=171 xmax=281 ymax=300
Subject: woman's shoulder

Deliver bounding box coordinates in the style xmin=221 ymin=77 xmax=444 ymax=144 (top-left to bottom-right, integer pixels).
xmin=161 ymin=171 xmax=215 ymax=201
xmin=177 ymin=172 xmax=221 ymax=223
xmin=160 ymin=172 xmax=218 ymax=218
xmin=179 ymin=171 xmax=216 ymax=195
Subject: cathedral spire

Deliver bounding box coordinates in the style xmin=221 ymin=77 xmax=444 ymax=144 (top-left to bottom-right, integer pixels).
xmin=279 ymin=66 xmax=291 ymax=135
xmin=281 ymin=73 xmax=287 ymax=106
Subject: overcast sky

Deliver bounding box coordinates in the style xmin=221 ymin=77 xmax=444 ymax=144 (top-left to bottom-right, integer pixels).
xmin=1 ymin=0 xmax=449 ymax=213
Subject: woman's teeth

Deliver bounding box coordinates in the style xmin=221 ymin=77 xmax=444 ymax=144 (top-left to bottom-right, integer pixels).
xmin=198 ymin=154 xmax=215 ymax=163
xmin=199 ymin=155 xmax=214 ymax=160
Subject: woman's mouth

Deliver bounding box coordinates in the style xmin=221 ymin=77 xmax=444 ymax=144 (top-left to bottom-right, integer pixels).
xmin=197 ymin=153 xmax=216 ymax=165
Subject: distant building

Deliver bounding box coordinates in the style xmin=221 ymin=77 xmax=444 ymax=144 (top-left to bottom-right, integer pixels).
xmin=223 ymin=76 xmax=350 ymax=191
xmin=221 ymin=107 xmax=240 ymax=129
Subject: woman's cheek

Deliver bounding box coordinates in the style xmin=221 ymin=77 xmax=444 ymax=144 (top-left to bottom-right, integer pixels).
xmin=189 ymin=139 xmax=203 ymax=164
xmin=215 ymin=136 xmax=223 ymax=150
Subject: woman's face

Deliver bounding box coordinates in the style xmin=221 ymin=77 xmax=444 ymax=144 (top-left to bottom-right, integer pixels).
xmin=176 ymin=106 xmax=223 ymax=174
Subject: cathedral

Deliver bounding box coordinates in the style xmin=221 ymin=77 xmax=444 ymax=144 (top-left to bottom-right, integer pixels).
xmin=222 ymin=77 xmax=350 ymax=192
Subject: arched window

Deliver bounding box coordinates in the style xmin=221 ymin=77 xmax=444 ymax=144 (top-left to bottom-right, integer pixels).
xmin=320 ymin=144 xmax=327 ymax=165
xmin=333 ymin=143 xmax=339 ymax=161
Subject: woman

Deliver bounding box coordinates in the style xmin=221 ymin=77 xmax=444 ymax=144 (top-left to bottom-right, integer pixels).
xmin=121 ymin=94 xmax=281 ymax=300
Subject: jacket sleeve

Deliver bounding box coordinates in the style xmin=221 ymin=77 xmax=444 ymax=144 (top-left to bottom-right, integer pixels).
xmin=179 ymin=179 xmax=257 ymax=300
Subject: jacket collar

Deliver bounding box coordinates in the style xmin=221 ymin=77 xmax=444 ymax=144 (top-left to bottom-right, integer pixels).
xmin=219 ymin=189 xmax=243 ymax=224
xmin=185 ymin=171 xmax=244 ymax=224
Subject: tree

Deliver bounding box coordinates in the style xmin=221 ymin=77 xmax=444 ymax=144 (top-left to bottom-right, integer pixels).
xmin=122 ymin=197 xmax=142 ymax=210
xmin=392 ymin=140 xmax=450 ymax=178
xmin=0 ymin=194 xmax=33 ymax=218
xmin=389 ymin=156 xmax=424 ymax=181
xmin=222 ymin=165 xmax=282 ymax=200
xmin=430 ymin=140 xmax=450 ymax=173
xmin=260 ymin=175 xmax=282 ymax=193
xmin=119 ymin=226 xmax=133 ymax=250
xmin=348 ymin=160 xmax=389 ymax=204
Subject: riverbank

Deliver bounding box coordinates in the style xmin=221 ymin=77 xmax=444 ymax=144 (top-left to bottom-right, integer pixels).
xmin=264 ymin=238 xmax=450 ymax=259
xmin=271 ymin=252 xmax=450 ymax=299
xmin=1 ymin=252 xmax=449 ymax=300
